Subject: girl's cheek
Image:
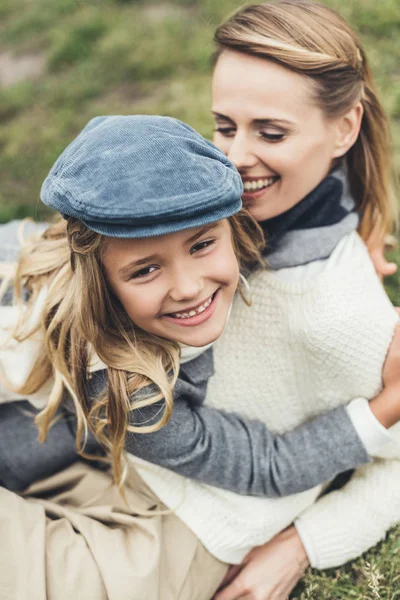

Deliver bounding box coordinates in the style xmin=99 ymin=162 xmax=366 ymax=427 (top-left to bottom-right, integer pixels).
xmin=219 ymin=248 xmax=240 ymax=285
xmin=120 ymin=291 xmax=150 ymax=321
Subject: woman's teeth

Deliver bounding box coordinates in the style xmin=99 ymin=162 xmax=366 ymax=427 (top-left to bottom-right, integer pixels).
xmin=243 ymin=177 xmax=277 ymax=192
xmin=170 ymin=295 xmax=214 ymax=319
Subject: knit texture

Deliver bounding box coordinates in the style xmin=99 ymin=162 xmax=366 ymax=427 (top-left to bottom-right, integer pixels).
xmin=132 ymin=232 xmax=400 ymax=566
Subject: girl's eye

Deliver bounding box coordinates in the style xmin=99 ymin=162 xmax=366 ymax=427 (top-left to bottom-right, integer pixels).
xmin=190 ymin=239 xmax=215 ymax=255
xmin=130 ymin=266 xmax=158 ymax=279
xmin=259 ymin=131 xmax=285 ymax=143
xmin=214 ymin=126 xmax=236 ymax=138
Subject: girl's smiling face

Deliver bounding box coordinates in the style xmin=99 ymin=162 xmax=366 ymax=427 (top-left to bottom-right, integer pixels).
xmin=102 ymin=220 xmax=239 ymax=347
xmin=212 ymin=51 xmax=358 ymax=222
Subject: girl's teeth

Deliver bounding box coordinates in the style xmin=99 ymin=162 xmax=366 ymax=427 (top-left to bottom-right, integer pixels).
xmin=243 ymin=177 xmax=276 ymax=192
xmin=171 ymin=295 xmax=213 ymax=319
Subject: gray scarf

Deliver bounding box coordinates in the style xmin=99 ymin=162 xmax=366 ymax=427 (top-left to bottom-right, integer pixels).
xmin=260 ymin=167 xmax=360 ymax=269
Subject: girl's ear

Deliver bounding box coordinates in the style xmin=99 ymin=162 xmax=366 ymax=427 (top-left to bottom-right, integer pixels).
xmin=332 ymin=102 xmax=364 ymax=158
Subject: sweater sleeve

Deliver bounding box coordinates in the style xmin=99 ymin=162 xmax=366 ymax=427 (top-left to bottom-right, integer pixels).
xmin=295 ymin=457 xmax=400 ymax=569
xmin=0 ymin=401 xmax=103 ymax=491
xmin=88 ymin=350 xmax=371 ymax=498
xmin=127 ymin=395 xmax=370 ymax=498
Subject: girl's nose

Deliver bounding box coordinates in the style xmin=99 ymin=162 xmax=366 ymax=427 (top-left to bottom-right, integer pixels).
xmin=169 ymin=269 xmax=204 ymax=303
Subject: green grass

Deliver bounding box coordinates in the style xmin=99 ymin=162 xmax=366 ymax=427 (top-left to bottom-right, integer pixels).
xmin=292 ymin=528 xmax=400 ymax=599
xmin=1 ymin=1 xmax=400 ymax=596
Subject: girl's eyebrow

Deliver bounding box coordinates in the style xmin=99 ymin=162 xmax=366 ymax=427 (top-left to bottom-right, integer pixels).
xmin=117 ymin=225 xmax=219 ymax=277
xmin=118 ymin=254 xmax=159 ymax=276
xmin=186 ymin=224 xmax=219 ymax=245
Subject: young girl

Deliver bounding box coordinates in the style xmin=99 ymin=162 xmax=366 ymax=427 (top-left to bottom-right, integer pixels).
xmin=1 ymin=114 xmax=400 ymax=599
xmin=1 ymin=115 xmax=398 ymax=498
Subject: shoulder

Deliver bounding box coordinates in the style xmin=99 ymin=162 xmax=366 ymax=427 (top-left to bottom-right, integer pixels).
xmin=176 ymin=347 xmax=215 ymax=406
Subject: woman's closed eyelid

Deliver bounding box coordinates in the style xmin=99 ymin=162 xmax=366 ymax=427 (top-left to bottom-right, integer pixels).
xmin=259 ymin=131 xmax=286 ymax=142
xmin=214 ymin=126 xmax=236 ymax=137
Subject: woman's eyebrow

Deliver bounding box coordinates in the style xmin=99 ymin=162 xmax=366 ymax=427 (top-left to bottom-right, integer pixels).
xmin=212 ymin=112 xmax=235 ymax=123
xmin=253 ymin=118 xmax=294 ymax=126
xmin=213 ymin=112 xmax=294 ymax=127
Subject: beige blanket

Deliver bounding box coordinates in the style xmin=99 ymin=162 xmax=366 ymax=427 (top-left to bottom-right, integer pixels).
xmin=0 ymin=462 xmax=227 ymax=600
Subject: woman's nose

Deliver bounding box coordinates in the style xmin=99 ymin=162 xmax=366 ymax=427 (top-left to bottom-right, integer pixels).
xmin=226 ymin=134 xmax=257 ymax=170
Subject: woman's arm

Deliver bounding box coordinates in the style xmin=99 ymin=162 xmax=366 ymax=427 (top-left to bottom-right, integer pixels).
xmin=295 ymin=457 xmax=400 ymax=568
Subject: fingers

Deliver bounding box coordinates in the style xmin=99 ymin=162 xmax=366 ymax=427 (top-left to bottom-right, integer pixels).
xmin=217 ymin=565 xmax=243 ymax=590
xmin=213 ymin=573 xmax=245 ymax=600
xmin=368 ymin=245 xmax=398 ymax=281
xmin=380 ymin=262 xmax=398 ymax=277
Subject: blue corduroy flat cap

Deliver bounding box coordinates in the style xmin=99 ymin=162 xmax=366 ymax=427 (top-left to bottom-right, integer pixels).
xmin=40 ymin=115 xmax=243 ymax=237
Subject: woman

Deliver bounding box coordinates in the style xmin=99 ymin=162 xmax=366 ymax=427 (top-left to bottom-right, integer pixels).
xmin=119 ymin=2 xmax=400 ymax=599
xmin=206 ymin=1 xmax=400 ymax=597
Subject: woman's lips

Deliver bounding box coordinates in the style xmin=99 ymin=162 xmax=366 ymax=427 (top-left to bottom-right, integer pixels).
xmin=241 ymin=176 xmax=279 ymax=201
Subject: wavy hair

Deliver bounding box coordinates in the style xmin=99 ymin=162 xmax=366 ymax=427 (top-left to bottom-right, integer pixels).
xmin=1 ymin=212 xmax=263 ymax=487
xmin=214 ymin=0 xmax=397 ymax=245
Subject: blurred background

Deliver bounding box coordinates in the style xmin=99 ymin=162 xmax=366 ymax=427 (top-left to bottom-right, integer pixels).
xmin=0 ymin=1 xmax=400 ymax=596
xmin=2 ymin=0 xmax=399 ymax=300
xmin=1 ymin=0 xmax=399 ymax=220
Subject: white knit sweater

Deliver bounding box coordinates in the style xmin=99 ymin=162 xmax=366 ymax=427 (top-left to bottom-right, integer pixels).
xmin=133 ymin=232 xmax=400 ymax=568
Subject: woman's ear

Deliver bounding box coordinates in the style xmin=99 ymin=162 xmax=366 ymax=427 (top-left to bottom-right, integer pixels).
xmin=332 ymin=102 xmax=364 ymax=158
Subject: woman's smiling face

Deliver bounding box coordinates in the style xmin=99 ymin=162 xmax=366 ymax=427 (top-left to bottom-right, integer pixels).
xmin=102 ymin=220 xmax=239 ymax=348
xmin=212 ymin=51 xmax=345 ymax=222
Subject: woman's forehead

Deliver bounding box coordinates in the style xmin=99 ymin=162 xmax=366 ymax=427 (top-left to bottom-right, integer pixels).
xmin=212 ymin=50 xmax=318 ymax=123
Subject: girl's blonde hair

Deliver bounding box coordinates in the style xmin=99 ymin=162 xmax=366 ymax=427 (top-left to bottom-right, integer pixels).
xmin=4 ymin=212 xmax=263 ymax=487
xmin=214 ymin=0 xmax=397 ymax=245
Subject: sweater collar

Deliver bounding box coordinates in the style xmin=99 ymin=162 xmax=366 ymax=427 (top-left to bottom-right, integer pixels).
xmin=260 ymin=166 xmax=360 ymax=269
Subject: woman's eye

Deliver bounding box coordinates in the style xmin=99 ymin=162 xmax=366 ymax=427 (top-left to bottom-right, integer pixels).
xmin=130 ymin=266 xmax=158 ymax=279
xmin=259 ymin=131 xmax=285 ymax=143
xmin=190 ymin=239 xmax=215 ymax=254
xmin=214 ymin=126 xmax=236 ymax=138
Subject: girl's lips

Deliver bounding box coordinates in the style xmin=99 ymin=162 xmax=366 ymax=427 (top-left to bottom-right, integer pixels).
xmin=162 ymin=290 xmax=220 ymax=327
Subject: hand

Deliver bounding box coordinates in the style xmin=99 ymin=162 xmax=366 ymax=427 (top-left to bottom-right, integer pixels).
xmin=370 ymin=323 xmax=400 ymax=428
xmin=213 ymin=526 xmax=309 ymax=600
xmin=368 ymin=242 xmax=397 ymax=282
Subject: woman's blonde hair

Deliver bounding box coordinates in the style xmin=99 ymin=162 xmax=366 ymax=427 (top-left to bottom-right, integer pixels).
xmin=214 ymin=0 xmax=397 ymax=245
xmin=4 ymin=212 xmax=263 ymax=487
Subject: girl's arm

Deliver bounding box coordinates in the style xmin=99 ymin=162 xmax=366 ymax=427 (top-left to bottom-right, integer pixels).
xmin=85 ymin=343 xmax=399 ymax=499
xmin=0 ymin=401 xmax=103 ymax=491
xmin=1 ymin=328 xmax=397 ymax=496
